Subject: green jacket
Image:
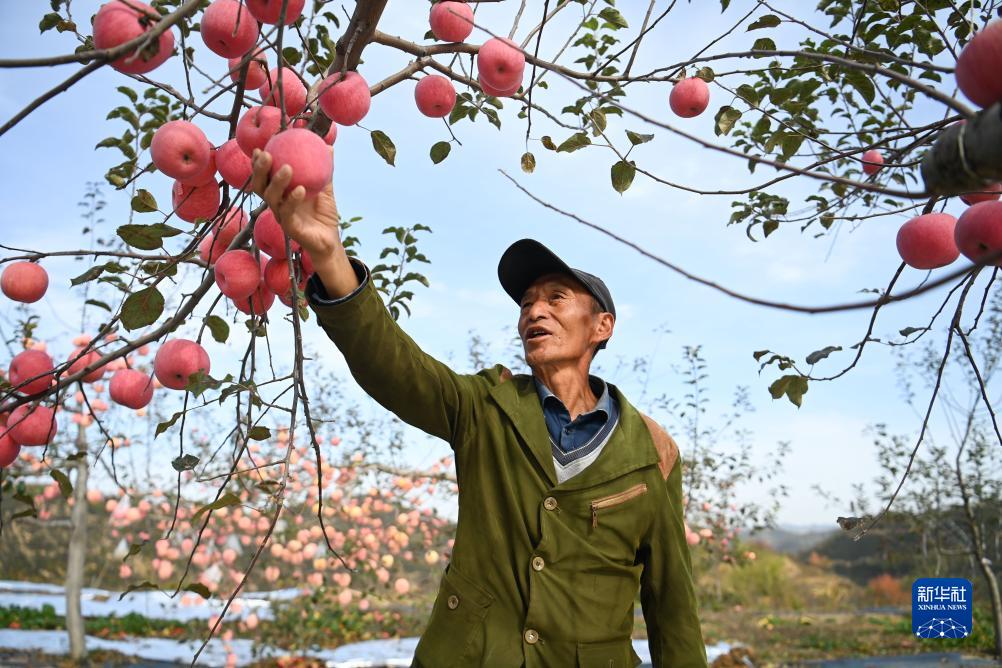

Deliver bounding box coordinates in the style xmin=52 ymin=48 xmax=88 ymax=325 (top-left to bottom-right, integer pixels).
xmin=308 ymin=258 xmax=708 ymax=668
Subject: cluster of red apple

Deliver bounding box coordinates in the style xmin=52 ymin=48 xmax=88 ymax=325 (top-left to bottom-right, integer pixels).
xmin=858 ymin=23 xmax=1002 ymax=272
xmin=0 ymin=324 xmax=215 ymax=464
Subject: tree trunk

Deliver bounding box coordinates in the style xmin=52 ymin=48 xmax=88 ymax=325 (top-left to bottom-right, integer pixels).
xmin=921 ymin=103 xmax=1002 ymax=195
xmin=976 ymin=556 xmax=1002 ymax=658
xmin=66 ymin=422 xmax=88 ymax=661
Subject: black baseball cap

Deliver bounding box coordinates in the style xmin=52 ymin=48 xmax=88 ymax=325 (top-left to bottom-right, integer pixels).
xmin=497 ymin=239 xmax=615 ymax=350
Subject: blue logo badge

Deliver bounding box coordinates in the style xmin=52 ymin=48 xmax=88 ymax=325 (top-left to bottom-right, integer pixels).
xmin=912 ymin=578 xmax=973 ymax=639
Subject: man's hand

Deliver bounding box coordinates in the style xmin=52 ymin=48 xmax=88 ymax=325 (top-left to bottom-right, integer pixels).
xmin=249 ymin=147 xmax=341 ymax=259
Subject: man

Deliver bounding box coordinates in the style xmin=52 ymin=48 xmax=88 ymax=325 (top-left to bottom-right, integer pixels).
xmin=249 ymin=150 xmax=708 ymax=667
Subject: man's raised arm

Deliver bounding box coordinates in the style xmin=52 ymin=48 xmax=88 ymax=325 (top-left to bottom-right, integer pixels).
xmin=249 ymin=148 xmax=490 ymax=445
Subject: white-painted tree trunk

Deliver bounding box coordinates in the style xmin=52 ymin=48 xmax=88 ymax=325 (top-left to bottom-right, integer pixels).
xmin=66 ymin=422 xmax=88 ymax=661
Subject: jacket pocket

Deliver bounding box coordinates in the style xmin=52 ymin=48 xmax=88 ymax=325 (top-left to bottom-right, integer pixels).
xmin=590 ymin=483 xmax=648 ymax=528
xmin=577 ymin=638 xmax=641 ymax=667
xmin=413 ymin=563 xmax=494 ymax=668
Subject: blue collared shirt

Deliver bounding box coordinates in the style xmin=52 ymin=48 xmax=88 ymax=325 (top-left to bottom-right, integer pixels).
xmin=534 ymin=375 xmax=620 ymax=483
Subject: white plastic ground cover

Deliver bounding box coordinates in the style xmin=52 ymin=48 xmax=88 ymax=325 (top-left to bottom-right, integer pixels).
xmin=0 ymin=629 xmax=739 ymax=667
xmin=0 ymin=580 xmax=299 ymax=623
xmin=0 ymin=582 xmax=739 ymax=666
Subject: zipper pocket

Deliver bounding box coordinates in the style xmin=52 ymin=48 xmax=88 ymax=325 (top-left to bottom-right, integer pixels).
xmin=590 ymin=483 xmax=648 ymax=528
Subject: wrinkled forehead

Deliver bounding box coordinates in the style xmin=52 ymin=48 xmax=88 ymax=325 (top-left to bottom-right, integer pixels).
xmin=520 ymin=271 xmax=587 ymax=301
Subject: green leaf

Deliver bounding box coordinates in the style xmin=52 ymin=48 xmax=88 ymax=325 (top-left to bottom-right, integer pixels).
xmin=626 ymin=130 xmax=654 ymax=145
xmin=805 ymin=345 xmax=842 ymax=365
xmin=85 ymin=299 xmax=112 ymax=312
xmin=598 ymin=7 xmax=628 ymax=28
xmin=747 ymin=14 xmax=781 ymax=30
xmin=768 ymin=374 xmax=809 ymax=407
xmin=610 ymin=160 xmax=636 ymax=194
xmin=119 ymin=581 xmax=160 ymax=600
xmin=714 ymin=105 xmax=742 ymax=136
xmin=38 ymin=12 xmax=61 ymax=33
xmin=204 ymin=315 xmax=229 ymax=343
xmin=589 ymin=109 xmax=607 ymax=135
xmin=71 ymin=264 xmax=110 ymax=287
xmin=117 ymin=86 xmax=138 ymax=103
xmin=751 ymin=37 xmax=776 ymax=51
xmin=541 ymin=136 xmax=557 ymax=151
xmin=248 ymin=426 xmax=271 ymax=441
xmin=117 ymin=223 xmax=181 ymax=251
xmin=899 ymin=326 xmax=926 ymax=337
xmin=520 ymin=152 xmax=536 ymax=174
xmin=120 ymin=287 xmax=164 ymax=331
xmin=50 ymin=469 xmax=73 ymax=498
xmin=281 ymin=47 xmax=301 ymax=66
xmin=130 ymin=189 xmax=158 ymax=213
xmin=762 ymin=220 xmax=779 ymax=237
xmin=735 ymin=84 xmax=759 ymax=106
xmin=171 ymin=454 xmax=200 ymax=472
xmin=185 ymin=370 xmax=227 ymax=398
xmin=556 ymin=132 xmax=591 ymax=153
xmin=695 ymin=67 xmax=715 ymax=83
xmin=191 ymin=492 xmax=241 ymax=522
xmin=843 ymin=69 xmax=876 ymax=105
xmin=122 ymin=540 xmax=147 ymax=563
xmin=184 ymin=583 xmax=212 ymax=599
xmin=429 ymin=141 xmax=451 ymax=164
xmin=371 ymin=130 xmax=396 ymax=166
xmin=156 ymin=411 xmax=183 ymax=437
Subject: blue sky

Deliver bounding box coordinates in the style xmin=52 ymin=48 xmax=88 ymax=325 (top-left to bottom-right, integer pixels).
xmin=0 ymin=1 xmax=994 ymax=529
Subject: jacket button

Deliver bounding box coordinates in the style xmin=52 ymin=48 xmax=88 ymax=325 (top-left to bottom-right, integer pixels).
xmin=543 ymin=496 xmax=558 ymax=511
xmin=524 ymin=629 xmax=539 ymax=644
xmin=531 ymin=556 xmax=545 ymax=571
xmin=447 ymin=595 xmax=460 ymax=609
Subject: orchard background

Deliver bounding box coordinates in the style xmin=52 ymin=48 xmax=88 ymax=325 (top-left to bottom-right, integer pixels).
xmin=0 ymin=0 xmax=1001 ymax=665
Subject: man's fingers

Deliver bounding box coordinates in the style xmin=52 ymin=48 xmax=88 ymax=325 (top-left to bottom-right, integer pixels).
xmin=249 ymin=149 xmax=272 ymax=198
xmin=276 ymin=186 xmax=306 ymax=222
xmin=263 ymin=164 xmax=293 ymax=208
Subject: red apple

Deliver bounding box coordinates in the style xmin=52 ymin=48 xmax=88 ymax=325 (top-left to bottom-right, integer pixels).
xmin=254 ymin=209 xmax=299 ymax=258
xmin=259 ymin=67 xmax=307 ymax=117
xmin=245 ymin=0 xmax=306 ymax=24
xmin=429 ymin=1 xmax=474 ymax=42
xmin=237 ymin=106 xmax=285 ymax=156
xmin=955 ymin=20 xmax=1002 ymax=108
xmin=214 ymin=208 xmax=249 ymax=248
xmin=0 ymin=428 xmax=18 ymax=467
xmin=228 ymin=49 xmax=268 ymax=89
xmin=199 ymin=233 xmax=227 ymax=264
xmin=4 ymin=404 xmax=57 ymax=446
xmin=861 ymin=149 xmax=884 ymax=176
xmin=318 ymin=71 xmax=371 ymax=126
xmin=214 ymin=250 xmax=262 ymax=299
xmin=151 ymin=121 xmax=212 ymax=182
xmin=1 ymin=262 xmax=48 ymax=303
xmin=264 ymin=257 xmax=307 ymax=305
xmin=67 ymin=348 xmax=106 ymax=383
xmin=264 ymin=129 xmax=333 ymax=197
xmin=216 ymin=139 xmax=254 ymax=189
xmin=478 ymin=75 xmax=520 ymax=98
xmin=961 ymin=183 xmax=1002 ymax=206
xmin=896 ymin=213 xmax=959 ymax=269
xmin=181 ymin=144 xmax=217 ymax=186
xmin=172 ymin=179 xmax=221 ymax=222
xmin=955 ymin=200 xmax=1002 ymax=266
xmin=292 ymin=116 xmax=337 ymax=144
xmin=477 ymin=37 xmax=525 ymax=91
xmin=669 ymin=77 xmax=710 ymax=118
xmin=9 ymin=350 xmax=55 ymax=395
xmin=154 ymin=339 xmax=211 ymax=391
xmin=200 ymin=0 xmax=260 ymax=58
xmin=110 ymin=369 xmax=155 ymax=409
xmin=93 ymin=1 xmax=175 ymax=74
xmin=233 ymin=280 xmax=275 ymax=315
xmin=414 ymin=75 xmax=457 ymax=117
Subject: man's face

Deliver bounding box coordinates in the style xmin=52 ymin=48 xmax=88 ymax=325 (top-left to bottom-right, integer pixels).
xmin=517 ymin=272 xmax=613 ymax=369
